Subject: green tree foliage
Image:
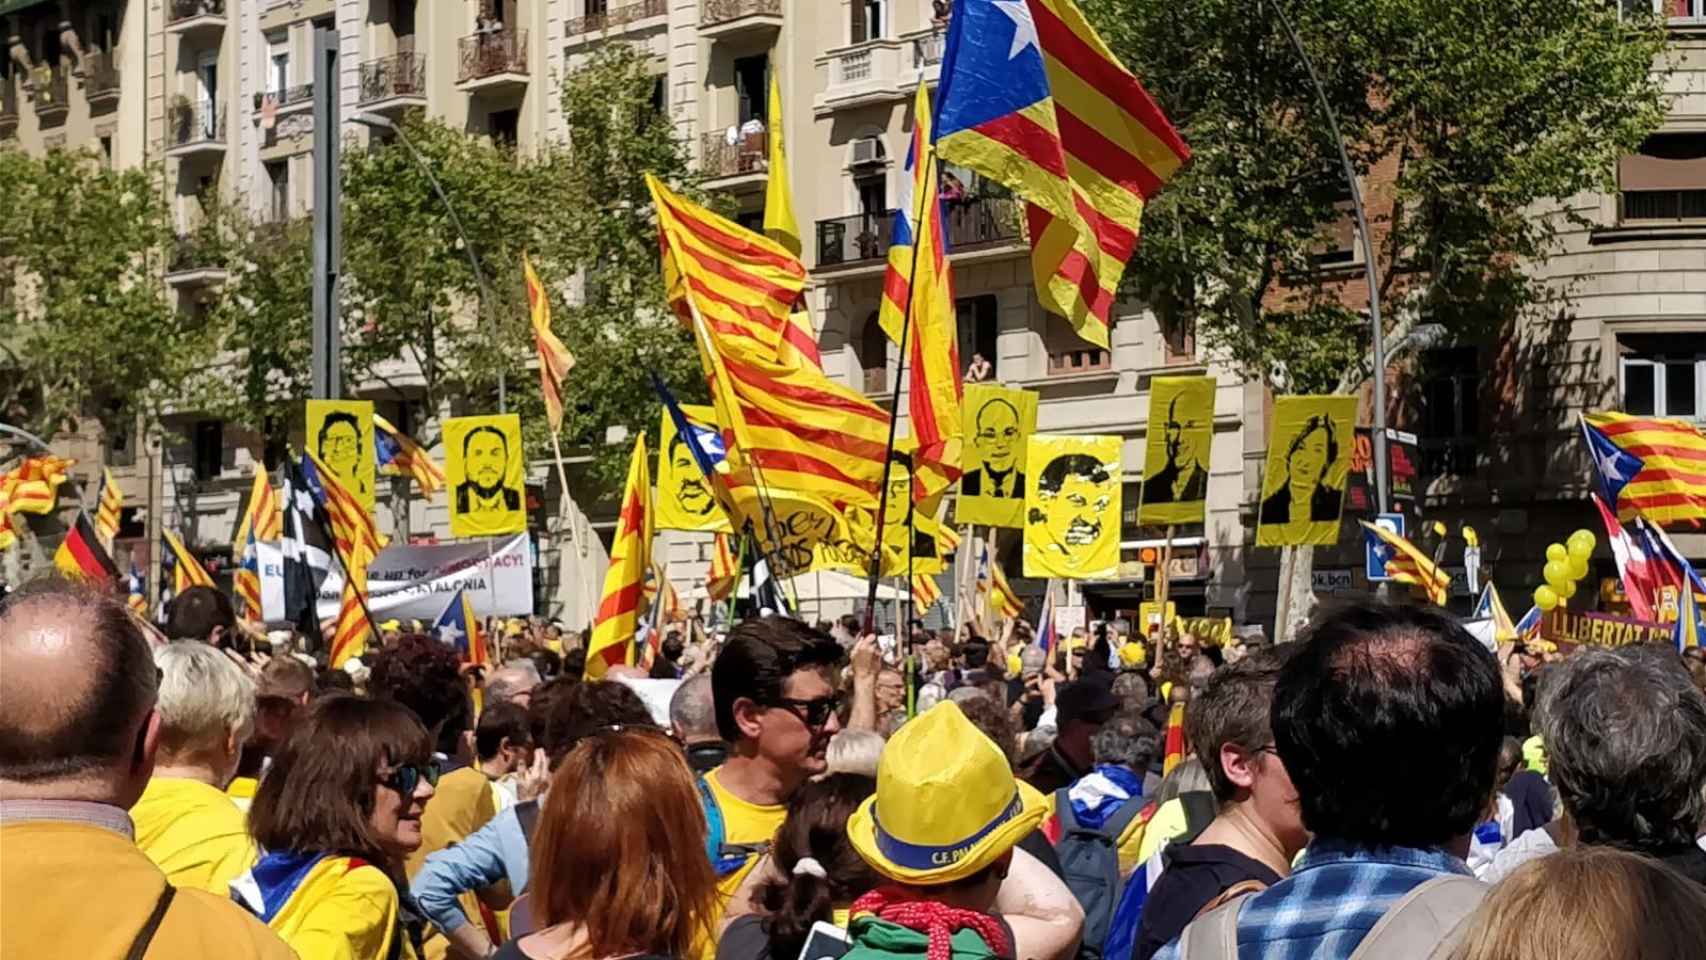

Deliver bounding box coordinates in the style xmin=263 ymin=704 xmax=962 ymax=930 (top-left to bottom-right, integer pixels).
xmin=0 ymin=148 xmax=203 ymax=439
xmin=1087 ymin=0 xmax=1668 ymax=392
xmin=529 ymin=42 xmax=715 ymax=488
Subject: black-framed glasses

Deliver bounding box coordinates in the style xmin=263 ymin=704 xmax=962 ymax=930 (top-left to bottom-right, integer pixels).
xmin=767 ymin=694 xmax=844 ymax=729
xmin=380 ymin=761 xmax=441 ymax=796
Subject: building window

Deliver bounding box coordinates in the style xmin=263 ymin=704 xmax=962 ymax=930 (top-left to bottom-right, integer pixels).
xmin=735 ymin=209 xmax=764 ymax=233
xmin=1618 ymin=132 xmax=1706 ymax=223
xmin=98 ymin=136 xmax=113 ymax=167
xmin=1419 ymin=347 xmax=1479 ymax=477
xmin=957 ymin=295 xmax=998 ymax=379
xmin=851 ymin=0 xmax=884 ymax=42
xmin=489 ymin=108 xmax=519 ymax=147
xmin=733 ymin=55 xmax=768 ymax=126
xmin=266 ymin=160 xmax=289 ymax=222
xmin=1620 ymin=334 xmax=1704 ymax=421
xmin=270 ymin=46 xmax=289 ymax=94
xmin=192 ymin=420 xmax=223 ymax=482
xmin=1045 ymin=316 xmax=1111 ymax=376
xmin=856 ymin=174 xmax=887 ymax=217
xmin=858 ymin=312 xmax=887 ymax=394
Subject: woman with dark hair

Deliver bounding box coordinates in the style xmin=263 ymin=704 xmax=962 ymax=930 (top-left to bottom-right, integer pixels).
xmin=497 ymin=729 xmax=718 ymax=960
xmin=234 ymin=695 xmax=438 ymax=960
xmin=717 ymin=774 xmax=881 ymax=960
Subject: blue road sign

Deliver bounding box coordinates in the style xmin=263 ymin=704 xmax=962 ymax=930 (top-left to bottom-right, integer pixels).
xmin=1366 ymin=512 xmax=1405 ymax=582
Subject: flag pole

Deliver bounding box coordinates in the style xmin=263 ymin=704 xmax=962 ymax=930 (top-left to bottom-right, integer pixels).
xmin=864 ymin=144 xmax=937 ymax=632
xmin=547 ymin=427 xmax=595 ymax=629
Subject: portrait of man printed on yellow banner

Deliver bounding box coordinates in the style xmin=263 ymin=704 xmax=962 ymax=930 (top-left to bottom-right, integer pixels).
xmin=446 ymin=414 xmax=526 ymax=538
xmin=1139 ymin=376 xmax=1215 ymax=526
xmin=656 ymin=403 xmax=731 ymax=534
xmin=958 ymin=385 xmax=1039 ymax=528
xmin=1255 ymin=396 xmax=1360 ymax=547
xmin=1023 ymin=435 xmax=1121 ymax=580
xmin=306 ymin=399 xmax=376 ymax=513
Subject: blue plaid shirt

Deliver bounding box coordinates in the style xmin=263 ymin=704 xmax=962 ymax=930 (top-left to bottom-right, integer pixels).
xmin=1153 ymin=839 xmax=1473 ymax=960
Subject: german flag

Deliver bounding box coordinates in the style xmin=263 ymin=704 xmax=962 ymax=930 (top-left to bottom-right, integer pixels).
xmin=53 ymin=510 xmax=120 ymax=585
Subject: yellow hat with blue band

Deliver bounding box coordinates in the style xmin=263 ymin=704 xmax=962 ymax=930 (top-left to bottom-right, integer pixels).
xmin=846 ymin=701 xmax=1049 ymax=885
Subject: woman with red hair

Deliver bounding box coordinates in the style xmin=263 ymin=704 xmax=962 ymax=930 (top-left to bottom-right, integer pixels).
xmin=496 ymin=728 xmax=719 ymax=960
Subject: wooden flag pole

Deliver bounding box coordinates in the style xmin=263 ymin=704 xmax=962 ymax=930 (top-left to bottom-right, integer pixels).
xmin=548 ymin=427 xmax=596 ymax=630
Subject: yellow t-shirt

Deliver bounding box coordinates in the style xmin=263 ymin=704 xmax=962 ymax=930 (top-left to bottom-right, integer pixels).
xmin=250 ymin=855 xmax=415 ymax=960
xmin=132 ymin=775 xmax=258 ymax=896
xmin=406 ymin=765 xmax=499 ymax=960
xmin=1136 ymin=797 xmax=1191 ymax=864
xmin=704 ymin=765 xmax=788 ymax=907
xmin=228 ymin=775 xmax=260 ymax=813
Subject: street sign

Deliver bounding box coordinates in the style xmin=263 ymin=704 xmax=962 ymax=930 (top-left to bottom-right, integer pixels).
xmin=1366 ymin=512 xmax=1405 ymax=582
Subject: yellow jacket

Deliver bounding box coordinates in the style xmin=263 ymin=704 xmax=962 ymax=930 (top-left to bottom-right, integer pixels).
xmin=233 ymin=851 xmax=420 ymax=960
xmin=405 ymin=764 xmax=498 ymax=960
xmin=132 ymin=776 xmax=258 ymax=895
xmin=1 ymin=818 xmax=294 ymax=960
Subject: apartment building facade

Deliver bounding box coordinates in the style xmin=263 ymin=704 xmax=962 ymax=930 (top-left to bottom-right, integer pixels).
xmin=5 ymin=0 xmax=1701 ymax=628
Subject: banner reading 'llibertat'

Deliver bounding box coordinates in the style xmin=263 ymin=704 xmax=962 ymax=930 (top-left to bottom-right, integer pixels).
xmin=1023 ymin=435 xmax=1122 ymax=580
xmin=657 ymin=402 xmax=731 ymax=533
xmin=445 ymin=414 xmax=527 ymax=539
xmin=958 ymin=384 xmax=1038 ymax=528
xmin=306 ymin=399 xmax=376 ymax=514
xmin=1139 ymin=376 xmax=1215 ymax=525
xmin=1255 ymin=396 xmax=1359 ymax=547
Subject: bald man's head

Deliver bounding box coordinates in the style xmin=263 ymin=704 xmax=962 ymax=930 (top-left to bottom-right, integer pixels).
xmin=0 ymin=579 xmax=158 ymax=792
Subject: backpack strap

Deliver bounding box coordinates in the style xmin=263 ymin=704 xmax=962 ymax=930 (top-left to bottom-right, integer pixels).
xmin=1053 ymin=788 xmax=1080 ymax=831
xmin=698 ymin=773 xmax=770 ymax=875
xmin=1347 ymin=875 xmax=1488 ymax=960
xmin=1177 ymin=892 xmax=1244 ymax=960
xmin=1193 ymin=879 xmax=1268 ymax=921
xmin=124 ymin=884 xmax=176 ymax=960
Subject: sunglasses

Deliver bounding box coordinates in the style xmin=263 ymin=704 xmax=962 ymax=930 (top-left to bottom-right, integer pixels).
xmin=380 ymin=761 xmax=441 ymax=796
xmin=767 ymin=694 xmax=844 ymax=729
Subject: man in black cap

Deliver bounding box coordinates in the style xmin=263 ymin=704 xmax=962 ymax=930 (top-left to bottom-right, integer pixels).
xmin=1022 ymin=678 xmax=1119 ymax=794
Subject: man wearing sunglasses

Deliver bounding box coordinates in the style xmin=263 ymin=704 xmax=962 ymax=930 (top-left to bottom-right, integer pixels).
xmin=704 ymin=618 xmax=848 ymax=931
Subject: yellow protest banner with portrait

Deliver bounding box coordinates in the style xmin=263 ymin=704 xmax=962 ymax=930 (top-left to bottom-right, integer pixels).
xmin=958 ymin=385 xmax=1038 ymax=528
xmin=1023 ymin=435 xmax=1122 ymax=580
xmin=656 ymin=403 xmax=731 ymax=533
xmin=445 ymin=414 xmax=527 ymax=538
xmin=306 ymin=399 xmax=376 ymax=514
xmin=1139 ymin=376 xmax=1215 ymax=525
xmin=1255 ymin=396 xmax=1359 ymax=547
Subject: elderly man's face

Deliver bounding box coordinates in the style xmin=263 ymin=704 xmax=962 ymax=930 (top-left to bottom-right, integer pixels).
xmin=976 ymin=402 xmax=1021 ymax=472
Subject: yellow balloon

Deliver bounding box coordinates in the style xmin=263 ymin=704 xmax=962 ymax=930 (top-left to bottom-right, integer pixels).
xmin=1543 ymin=560 xmax=1570 ymax=589
xmin=1545 ymin=543 xmax=1568 ymax=565
xmin=1558 ymin=578 xmax=1577 ymax=599
xmin=1567 ymin=530 xmax=1596 ymax=560
xmin=1534 ymin=585 xmax=1559 ymax=611
xmin=1567 ymin=555 xmax=1588 ymax=581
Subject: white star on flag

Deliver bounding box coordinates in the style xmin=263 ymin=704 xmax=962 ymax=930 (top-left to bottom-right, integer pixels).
xmin=993 ymin=0 xmax=1039 ymax=60
xmin=437 ymin=623 xmax=465 ymax=647
xmin=1599 ymin=449 xmax=1627 ymax=482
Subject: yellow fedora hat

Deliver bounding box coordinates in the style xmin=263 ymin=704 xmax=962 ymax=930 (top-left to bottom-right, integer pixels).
xmin=847 ymin=701 xmax=1048 ymax=885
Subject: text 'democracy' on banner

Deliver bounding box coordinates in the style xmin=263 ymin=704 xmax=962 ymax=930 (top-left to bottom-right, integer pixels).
xmin=656 ymin=402 xmax=732 ymax=533
xmin=446 ymin=414 xmax=527 ymax=539
xmin=1138 ymin=375 xmax=1215 ymax=526
xmin=958 ymin=384 xmax=1038 ymax=528
xmin=259 ymin=533 xmax=534 ymax=621
xmin=1023 ymin=435 xmax=1122 ymax=580
xmin=1255 ymin=396 xmax=1360 ymax=547
xmin=306 ymin=399 xmax=377 ymax=514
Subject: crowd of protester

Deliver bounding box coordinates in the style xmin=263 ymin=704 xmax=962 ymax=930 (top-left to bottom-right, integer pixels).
xmin=4 ymin=575 xmax=1706 ymax=960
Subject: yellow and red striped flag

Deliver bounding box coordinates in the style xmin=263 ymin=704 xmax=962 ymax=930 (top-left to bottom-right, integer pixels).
xmin=934 ymin=0 xmax=1188 ymax=349
xmin=233 ymin=467 xmax=281 ymax=622
xmin=163 ymin=529 xmax=216 ymax=592
xmin=94 ymin=468 xmax=123 ymax=546
xmin=1582 ymin=412 xmax=1706 ymax=528
xmin=880 ymin=82 xmax=964 ymax=502
xmin=308 ymin=452 xmax=382 ymax=669
xmin=647 ymin=173 xmax=893 ymax=511
xmin=989 ymin=557 xmax=1025 ymax=620
xmin=706 ymin=531 xmax=740 ymax=602
xmin=586 ymin=434 xmax=652 ymax=678
xmin=525 ymin=254 xmax=576 ymax=433
xmin=1359 ymin=520 xmax=1451 ymax=606
xmin=374 ymin=414 xmax=446 ymax=497
xmin=1161 ymin=697 xmax=1188 ymax=774
xmin=911 ymin=574 xmax=942 ymax=612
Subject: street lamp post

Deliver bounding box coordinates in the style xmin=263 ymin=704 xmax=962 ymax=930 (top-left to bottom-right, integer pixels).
xmin=349 ymin=112 xmax=507 ymax=413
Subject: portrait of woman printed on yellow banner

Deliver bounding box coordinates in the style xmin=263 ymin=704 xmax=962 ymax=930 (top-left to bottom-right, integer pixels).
xmin=958 ymin=384 xmax=1039 ymax=528
xmin=1139 ymin=376 xmax=1215 ymax=526
xmin=1023 ymin=435 xmax=1122 ymax=580
xmin=656 ymin=403 xmax=731 ymax=534
xmin=446 ymin=414 xmax=527 ymax=538
xmin=1255 ymin=396 xmax=1360 ymax=547
xmin=306 ymin=399 xmax=376 ymax=513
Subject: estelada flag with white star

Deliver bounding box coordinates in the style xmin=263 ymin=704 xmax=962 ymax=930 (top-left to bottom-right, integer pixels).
xmin=1581 ymin=412 xmax=1706 ymax=528
xmin=432 ymin=586 xmax=488 ymax=667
